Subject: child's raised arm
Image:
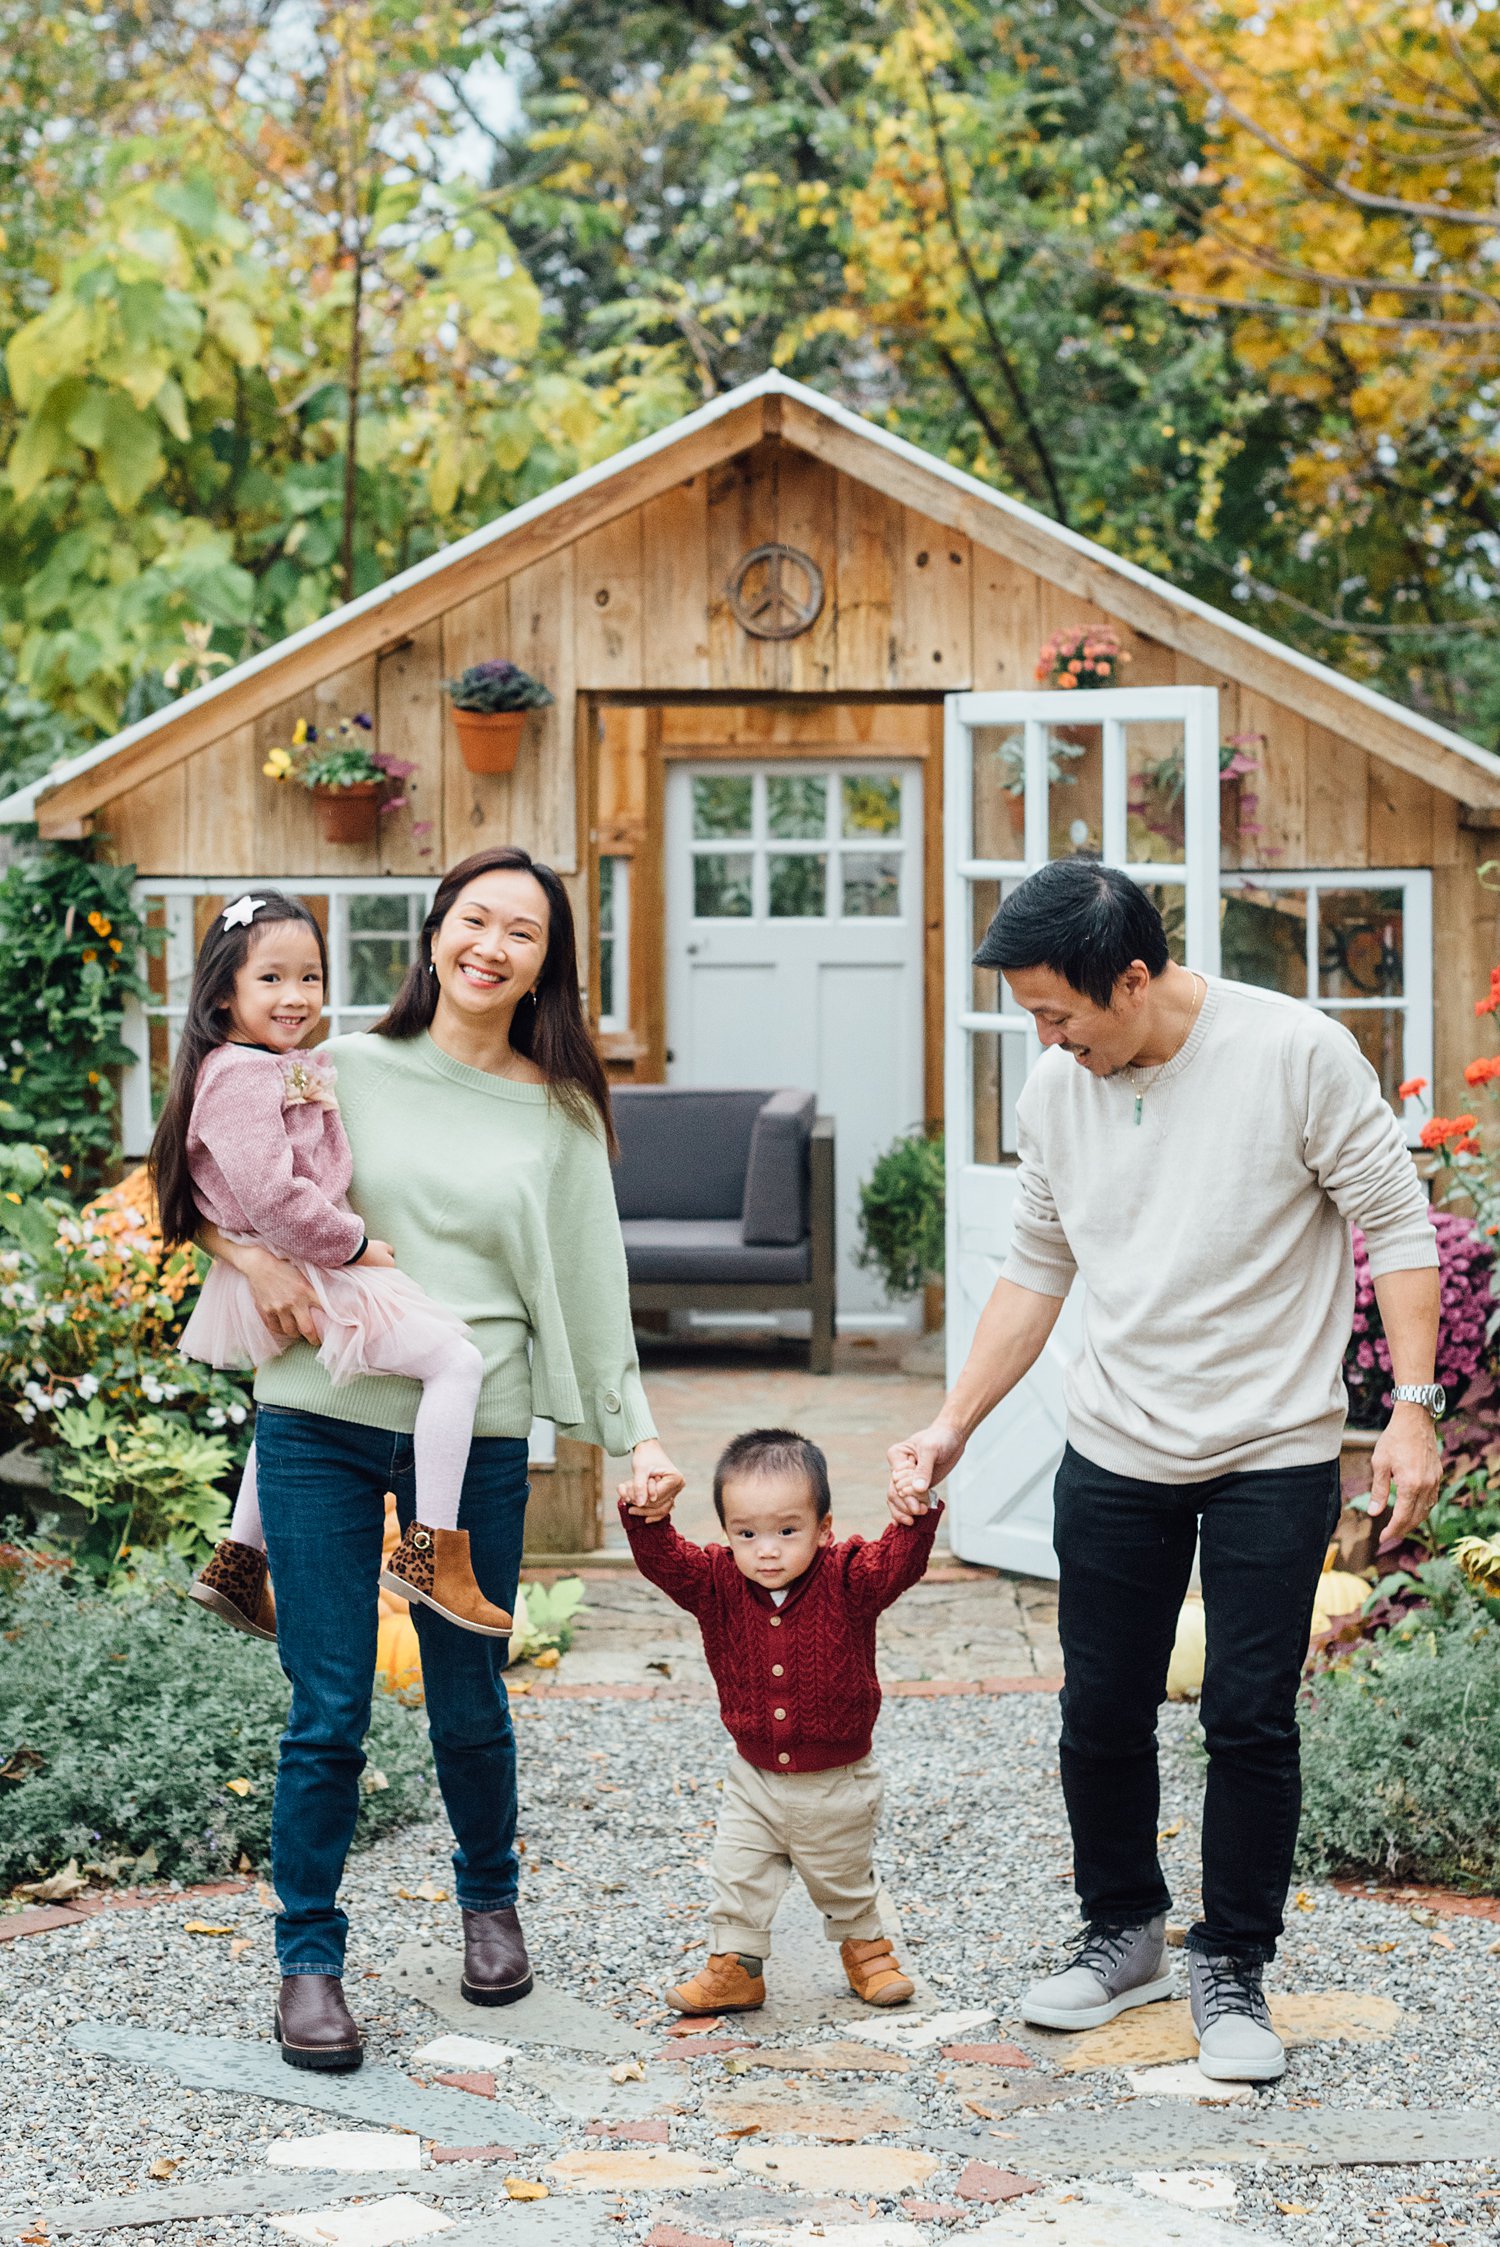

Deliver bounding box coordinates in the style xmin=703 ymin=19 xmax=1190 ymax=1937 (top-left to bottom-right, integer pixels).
xmin=844 ymin=1501 xmax=944 ymax=1614
xmin=617 ymin=1496 xmax=715 ymax=1616
xmin=192 ymin=1048 xmax=367 ymax=1271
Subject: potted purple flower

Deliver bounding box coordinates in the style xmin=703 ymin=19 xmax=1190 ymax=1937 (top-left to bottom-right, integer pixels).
xmin=445 ymin=661 xmax=554 ymax=775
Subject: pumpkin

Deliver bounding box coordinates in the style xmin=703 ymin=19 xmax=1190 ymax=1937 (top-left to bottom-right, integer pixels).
xmin=1310 ymin=1568 xmax=1369 ymax=1634
xmin=1166 ymin=1595 xmax=1206 ymax=1701
xmin=376 ymin=1609 xmax=422 ymax=1693
xmin=378 ymin=1493 xmax=408 ymax=1621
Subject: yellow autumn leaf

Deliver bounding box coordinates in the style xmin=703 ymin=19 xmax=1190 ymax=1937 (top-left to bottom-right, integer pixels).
xmin=504 ymin=2179 xmax=549 ymax=2201
xmin=225 ymin=1777 xmax=253 ymax=1798
xmin=182 ymin=1919 xmax=235 ymax=1935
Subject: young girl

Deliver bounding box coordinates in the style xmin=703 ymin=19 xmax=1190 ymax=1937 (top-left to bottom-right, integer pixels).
xmin=150 ymin=891 xmax=512 ymax=1642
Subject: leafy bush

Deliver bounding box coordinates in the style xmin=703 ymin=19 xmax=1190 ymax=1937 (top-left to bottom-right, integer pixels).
xmin=0 ymin=851 xmax=157 ymax=1194
xmin=49 ymin=1402 xmax=233 ymax=1576
xmin=856 ymin=1128 xmax=944 ymax=1301
xmin=0 ymin=1548 xmax=433 ymax=1888
xmin=1297 ymin=1583 xmax=1500 ymax=1891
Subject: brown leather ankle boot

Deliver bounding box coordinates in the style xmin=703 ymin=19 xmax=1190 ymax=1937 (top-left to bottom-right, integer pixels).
xmin=274 ymin=1974 xmax=364 ymax=2070
xmin=190 ymin=1540 xmax=276 ymax=1641
xmin=461 ymin=1906 xmax=534 ymax=2005
xmin=379 ymin=1525 xmax=513 ymax=1637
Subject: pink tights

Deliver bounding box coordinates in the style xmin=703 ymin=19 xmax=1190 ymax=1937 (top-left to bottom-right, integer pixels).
xmin=228 ymin=1334 xmax=486 ymax=1551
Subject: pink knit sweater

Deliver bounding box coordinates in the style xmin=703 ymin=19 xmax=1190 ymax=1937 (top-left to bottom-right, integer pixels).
xmin=186 ymin=1043 xmax=366 ymax=1269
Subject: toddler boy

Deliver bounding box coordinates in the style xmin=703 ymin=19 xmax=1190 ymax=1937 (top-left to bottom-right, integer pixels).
xmin=620 ymin=1426 xmax=941 ymax=2015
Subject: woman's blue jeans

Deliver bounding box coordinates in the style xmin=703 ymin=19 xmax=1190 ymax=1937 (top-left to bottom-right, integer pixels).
xmin=254 ymin=1404 xmax=529 ymax=1977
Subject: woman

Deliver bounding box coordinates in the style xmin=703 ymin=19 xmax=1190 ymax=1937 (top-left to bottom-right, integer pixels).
xmin=204 ymin=845 xmax=682 ymax=2071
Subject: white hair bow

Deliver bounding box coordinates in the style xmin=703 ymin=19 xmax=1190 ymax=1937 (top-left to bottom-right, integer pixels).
xmin=222 ymin=895 xmax=267 ymax=930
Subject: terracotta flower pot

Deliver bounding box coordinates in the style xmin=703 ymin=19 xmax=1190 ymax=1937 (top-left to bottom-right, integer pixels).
xmin=312 ymin=780 xmax=382 ymax=845
xmin=452 ymin=706 xmax=527 ymax=774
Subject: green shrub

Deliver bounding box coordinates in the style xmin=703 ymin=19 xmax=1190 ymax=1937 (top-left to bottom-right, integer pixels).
xmin=0 ymin=1549 xmax=433 ymax=1888
xmin=855 ymin=1128 xmax=945 ymax=1302
xmin=1297 ymin=1586 xmax=1500 ymax=1892
xmin=48 ymin=1401 xmax=233 ymax=1578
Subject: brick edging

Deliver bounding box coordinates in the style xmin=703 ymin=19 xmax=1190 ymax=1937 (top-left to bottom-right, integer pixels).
xmin=0 ymin=1876 xmax=249 ymax=1944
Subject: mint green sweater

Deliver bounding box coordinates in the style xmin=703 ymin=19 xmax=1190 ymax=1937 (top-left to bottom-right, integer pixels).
xmin=253 ymin=1030 xmax=657 ymax=1452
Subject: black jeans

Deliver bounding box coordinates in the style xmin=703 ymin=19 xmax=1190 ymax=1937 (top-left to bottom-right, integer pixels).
xmin=1053 ymin=1442 xmax=1341 ymax=1964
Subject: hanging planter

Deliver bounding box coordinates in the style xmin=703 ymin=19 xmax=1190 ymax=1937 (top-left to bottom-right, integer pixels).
xmin=446 ymin=660 xmax=554 ymax=775
xmin=262 ymin=713 xmax=417 ymax=850
xmin=451 ymin=706 xmax=527 ymax=774
xmin=312 ymin=779 xmax=382 ymax=845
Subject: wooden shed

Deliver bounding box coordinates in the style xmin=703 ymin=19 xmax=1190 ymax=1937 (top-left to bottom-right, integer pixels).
xmin=7 ymin=371 xmax=1500 ymax=1554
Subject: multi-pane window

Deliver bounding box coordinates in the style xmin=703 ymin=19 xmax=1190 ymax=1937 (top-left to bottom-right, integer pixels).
xmin=122 ymin=879 xmax=435 ymax=1154
xmin=1219 ymin=871 xmax=1431 ymax=1116
xmin=598 ymin=854 xmax=629 ymax=1033
xmin=689 ymin=768 xmax=907 ymax=921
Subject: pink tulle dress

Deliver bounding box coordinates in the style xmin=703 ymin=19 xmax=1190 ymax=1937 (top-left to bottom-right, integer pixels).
xmin=178 ymin=1042 xmax=467 ymax=1384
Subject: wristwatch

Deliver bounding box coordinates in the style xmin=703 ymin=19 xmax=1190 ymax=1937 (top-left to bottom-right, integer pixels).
xmin=1390 ymin=1382 xmax=1446 ymax=1419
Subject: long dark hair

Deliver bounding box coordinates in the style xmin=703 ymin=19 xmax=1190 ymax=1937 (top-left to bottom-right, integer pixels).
xmin=150 ymin=893 xmax=330 ymax=1246
xmin=374 ymin=846 xmax=615 ymax=1153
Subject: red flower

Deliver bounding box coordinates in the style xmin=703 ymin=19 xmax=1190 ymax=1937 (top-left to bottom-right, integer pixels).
xmin=1420 ymin=1114 xmax=1480 ymax=1151
xmin=1398 ymin=1077 xmax=1427 ymax=1101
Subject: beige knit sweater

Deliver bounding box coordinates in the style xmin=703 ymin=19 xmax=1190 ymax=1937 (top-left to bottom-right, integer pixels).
xmin=999 ymin=978 xmax=1438 ymax=1482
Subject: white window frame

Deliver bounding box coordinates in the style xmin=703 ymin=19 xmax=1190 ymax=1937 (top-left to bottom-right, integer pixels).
xmin=1219 ymin=866 xmax=1432 ymax=1143
xmin=597 ymin=853 xmax=630 ymax=1034
xmin=121 ymin=876 xmax=438 ymax=1157
xmin=686 ymin=762 xmax=912 ymax=925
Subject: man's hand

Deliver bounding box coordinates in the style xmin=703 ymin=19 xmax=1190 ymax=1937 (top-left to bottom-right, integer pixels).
xmin=623 ymin=1438 xmax=684 ymax=1521
xmin=238 ymin=1243 xmax=324 ymax=1346
xmin=887 ymin=1420 xmax=967 ymax=1523
xmin=1368 ymin=1401 xmax=1442 ymax=1550
xmin=355 ymin=1238 xmax=398 ymax=1269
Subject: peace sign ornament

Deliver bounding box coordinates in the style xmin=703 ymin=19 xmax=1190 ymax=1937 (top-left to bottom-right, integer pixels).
xmin=727 ymin=543 xmax=826 ymax=641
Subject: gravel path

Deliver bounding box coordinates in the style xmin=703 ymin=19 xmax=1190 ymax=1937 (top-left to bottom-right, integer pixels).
xmin=4 ymin=1694 xmax=1499 ymax=2245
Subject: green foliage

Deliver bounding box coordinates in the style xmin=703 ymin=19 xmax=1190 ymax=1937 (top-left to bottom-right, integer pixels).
xmin=0 ymin=851 xmax=155 ymax=1192
xmin=48 ymin=1401 xmax=232 ymax=1580
xmin=513 ymin=1576 xmax=587 ymax=1661
xmin=1297 ymin=1588 xmax=1500 ymax=1892
xmin=856 ymin=1128 xmax=945 ymax=1302
xmin=0 ymin=1153 xmax=253 ymax=1565
xmin=446 ymin=660 xmax=556 ymax=714
xmin=0 ymin=1548 xmax=432 ymax=1887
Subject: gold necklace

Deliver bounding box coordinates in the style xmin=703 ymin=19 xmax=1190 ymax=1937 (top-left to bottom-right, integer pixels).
xmin=1131 ymin=973 xmax=1206 ymax=1126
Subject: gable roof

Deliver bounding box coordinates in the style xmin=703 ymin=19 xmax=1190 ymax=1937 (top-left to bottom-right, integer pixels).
xmin=8 ymin=368 xmax=1500 ymax=830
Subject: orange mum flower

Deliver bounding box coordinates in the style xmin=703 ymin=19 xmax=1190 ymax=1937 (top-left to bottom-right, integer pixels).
xmin=1465 ymin=1056 xmax=1500 ymax=1086
xmin=1398 ymin=1077 xmax=1428 ymax=1101
xmin=1420 ymin=1115 xmax=1480 ymax=1151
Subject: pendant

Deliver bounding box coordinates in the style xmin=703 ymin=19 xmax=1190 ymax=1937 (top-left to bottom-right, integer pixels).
xmin=1134 ymin=1093 xmax=1143 ymax=1127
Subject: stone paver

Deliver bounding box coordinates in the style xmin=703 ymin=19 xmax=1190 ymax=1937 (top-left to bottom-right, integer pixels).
xmin=733 ymin=2144 xmax=939 ymax=2195
xmin=271 ymin=2198 xmax=454 ymax=2246
xmin=388 ymin=1945 xmax=638 ymax=2056
xmin=969 ymin=2184 xmax=1279 ymax=2244
xmin=266 ymin=2133 xmax=423 ymax=2171
xmin=1026 ymin=1989 xmax=1401 ymax=2073
xmin=545 ymin=2148 xmax=736 ymax=2192
xmin=973 ymin=2104 xmax=1500 ymax=2171
xmin=64 ymin=2023 xmax=554 ymax=2148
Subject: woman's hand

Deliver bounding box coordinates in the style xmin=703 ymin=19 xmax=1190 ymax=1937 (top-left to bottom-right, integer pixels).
xmin=623 ymin=1438 xmax=683 ymax=1520
xmin=226 ymin=1239 xmax=323 ymax=1345
xmin=354 ymin=1238 xmax=398 ymax=1269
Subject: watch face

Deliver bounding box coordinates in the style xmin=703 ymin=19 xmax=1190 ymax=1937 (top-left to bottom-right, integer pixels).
xmin=1434 ymin=1385 xmax=1447 ymax=1416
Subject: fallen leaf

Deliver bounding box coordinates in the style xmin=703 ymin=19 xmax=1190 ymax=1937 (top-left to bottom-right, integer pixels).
xmin=505 ymin=2179 xmax=549 ymax=2200
xmin=1428 ymin=1931 xmax=1456 ymax=1951
xmin=362 ymin=1767 xmax=390 ymax=1793
xmin=15 ymin=1859 xmax=87 ymax=1903
xmin=147 ymin=2159 xmax=178 ymax=2180
xmin=531 ymin=1648 xmax=560 ymax=1669
xmin=224 ymin=1777 xmax=253 ymax=1798
xmin=1156 ymin=1820 xmax=1183 ymax=1842
xmin=610 ymin=2059 xmax=646 ymax=2083
xmin=509 ymin=1680 xmax=531 ymax=1696
xmin=229 ymin=1938 xmax=252 ymax=1960
xmin=397 ymin=1881 xmax=449 ymax=1903
xmin=182 ymin=1920 xmax=235 ymax=1936
xmin=1294 ymin=1892 xmax=1316 ymax=1913
xmin=19 ymin=2226 xmax=49 ymax=2245
xmin=257 ymin=1881 xmax=278 ymax=1911
xmin=1276 ymin=2204 xmax=1311 ymax=2216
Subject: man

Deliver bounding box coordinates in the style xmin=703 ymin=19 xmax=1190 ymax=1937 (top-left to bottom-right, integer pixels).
xmin=889 ymin=862 xmax=1440 ymax=2082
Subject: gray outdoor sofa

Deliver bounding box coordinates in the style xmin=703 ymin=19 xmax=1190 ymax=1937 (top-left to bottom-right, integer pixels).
xmin=611 ymin=1086 xmax=836 ymax=1374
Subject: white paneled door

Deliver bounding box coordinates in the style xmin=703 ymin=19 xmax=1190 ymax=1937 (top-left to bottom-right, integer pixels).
xmin=943 ymin=687 xmax=1222 ymax=1575
xmin=666 ymin=761 xmax=926 ymax=1325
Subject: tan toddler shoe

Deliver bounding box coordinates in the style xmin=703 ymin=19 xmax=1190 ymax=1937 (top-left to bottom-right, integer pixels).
xmin=666 ymin=1952 xmax=766 ymax=2015
xmin=841 ymin=1935 xmax=915 ymax=2007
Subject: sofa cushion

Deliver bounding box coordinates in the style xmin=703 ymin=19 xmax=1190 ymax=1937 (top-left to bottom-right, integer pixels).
xmin=620 ymin=1218 xmax=812 ymax=1286
xmin=741 ymin=1088 xmax=815 ymax=1245
xmin=612 ymin=1087 xmax=768 ymax=1220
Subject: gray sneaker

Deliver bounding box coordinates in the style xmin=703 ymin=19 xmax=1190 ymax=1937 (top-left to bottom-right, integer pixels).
xmin=1189 ymin=1950 xmax=1286 ymax=2082
xmin=1020 ymin=1915 xmax=1173 ymax=2031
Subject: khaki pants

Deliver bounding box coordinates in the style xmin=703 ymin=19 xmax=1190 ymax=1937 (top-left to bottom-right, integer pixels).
xmin=710 ymin=1751 xmax=888 ymax=1955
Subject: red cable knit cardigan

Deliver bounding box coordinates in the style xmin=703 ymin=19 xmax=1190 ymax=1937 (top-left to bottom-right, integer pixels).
xmin=620 ymin=1501 xmax=943 ymax=1773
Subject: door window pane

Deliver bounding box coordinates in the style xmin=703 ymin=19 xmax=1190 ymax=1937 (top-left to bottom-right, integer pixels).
xmin=1318 ymin=888 xmax=1404 ymax=1000
xmin=1125 ymin=721 xmax=1188 ymax=865
xmin=970 ymin=1029 xmax=1026 ymax=1163
xmin=842 ymin=854 xmax=900 ymax=918
xmin=694 ymin=853 xmax=753 ymax=917
xmin=349 ymin=893 xmax=410 ymax=934
xmin=842 ymin=774 xmax=901 ymax=838
xmin=1138 ymin=882 xmax=1187 ymax=964
xmin=347 ymin=939 xmax=410 ymax=1007
xmin=769 ymin=852 xmax=826 ymax=918
xmin=768 ymin=775 xmax=826 ymax=839
xmin=973 ymin=727 xmax=1027 ymax=859
xmin=1221 ymin=884 xmax=1308 ymax=998
xmin=692 ymin=776 xmax=752 ymax=839
xmin=1045 ymin=724 xmax=1102 ymax=861
xmin=1327 ymin=1009 xmax=1405 ymax=1106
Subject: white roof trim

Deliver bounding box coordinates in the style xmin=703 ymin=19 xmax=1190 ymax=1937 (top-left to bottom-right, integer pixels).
xmin=4 ymin=367 xmax=1497 ymax=821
